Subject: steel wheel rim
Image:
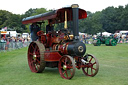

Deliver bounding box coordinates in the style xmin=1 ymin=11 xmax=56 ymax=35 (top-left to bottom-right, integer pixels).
xmin=82 ymin=54 xmax=99 ymax=77
xmin=58 ymin=55 xmax=75 ymax=79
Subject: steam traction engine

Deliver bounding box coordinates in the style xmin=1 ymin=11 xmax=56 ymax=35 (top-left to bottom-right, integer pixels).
xmin=22 ymin=4 xmax=99 ymax=79
xmin=93 ymin=33 xmax=118 ymax=46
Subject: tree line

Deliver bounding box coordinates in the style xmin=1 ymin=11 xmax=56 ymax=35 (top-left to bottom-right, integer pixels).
xmin=0 ymin=4 xmax=128 ymax=34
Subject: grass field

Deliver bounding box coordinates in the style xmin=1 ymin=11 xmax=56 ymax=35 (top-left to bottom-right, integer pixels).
xmin=0 ymin=43 xmax=128 ymax=85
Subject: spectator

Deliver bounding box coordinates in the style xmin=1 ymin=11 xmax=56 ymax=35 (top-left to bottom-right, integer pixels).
xmin=29 ymin=22 xmax=41 ymax=41
xmin=1 ymin=37 xmax=6 ymax=42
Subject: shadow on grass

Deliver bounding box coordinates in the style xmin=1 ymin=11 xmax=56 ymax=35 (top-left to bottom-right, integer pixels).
xmin=43 ymin=67 xmax=95 ymax=79
xmin=43 ymin=67 xmax=59 ymax=74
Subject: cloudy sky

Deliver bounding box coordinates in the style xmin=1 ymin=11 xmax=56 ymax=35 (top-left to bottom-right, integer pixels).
xmin=0 ymin=0 xmax=128 ymax=14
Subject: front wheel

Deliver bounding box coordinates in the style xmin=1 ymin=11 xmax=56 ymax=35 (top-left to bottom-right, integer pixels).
xmin=82 ymin=54 xmax=99 ymax=77
xmin=93 ymin=40 xmax=101 ymax=46
xmin=58 ymin=55 xmax=75 ymax=79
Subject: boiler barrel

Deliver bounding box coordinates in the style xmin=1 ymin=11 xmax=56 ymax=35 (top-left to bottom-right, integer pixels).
xmin=53 ymin=41 xmax=86 ymax=56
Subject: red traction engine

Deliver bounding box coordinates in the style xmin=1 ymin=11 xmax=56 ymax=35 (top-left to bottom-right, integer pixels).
xmin=22 ymin=4 xmax=99 ymax=79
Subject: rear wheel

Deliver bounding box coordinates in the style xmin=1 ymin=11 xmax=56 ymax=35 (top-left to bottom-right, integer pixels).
xmin=82 ymin=54 xmax=99 ymax=77
xmin=109 ymin=39 xmax=117 ymax=46
xmin=28 ymin=41 xmax=45 ymax=73
xmin=58 ymin=55 xmax=75 ymax=79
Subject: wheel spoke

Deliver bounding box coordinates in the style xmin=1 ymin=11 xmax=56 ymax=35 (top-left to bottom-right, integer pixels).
xmin=36 ymin=64 xmax=40 ymax=70
xmin=28 ymin=52 xmax=34 ymax=55
xmin=92 ymin=67 xmax=96 ymax=71
xmin=93 ymin=62 xmax=96 ymax=65
xmin=62 ymin=59 xmax=65 ymax=64
xmin=89 ymin=57 xmax=92 ymax=63
xmin=67 ymin=65 xmax=73 ymax=69
xmin=65 ymin=71 xmax=68 ymax=78
xmin=63 ymin=70 xmax=66 ymax=75
xmin=30 ymin=61 xmax=37 ymax=71
xmin=31 ymin=44 xmax=35 ymax=50
xmin=30 ymin=60 xmax=35 ymax=65
xmin=34 ymin=64 xmax=38 ymax=71
xmin=36 ymin=59 xmax=40 ymax=64
xmin=91 ymin=67 xmax=93 ymax=75
xmin=87 ymin=67 xmax=88 ymax=74
xmin=36 ymin=48 xmax=40 ymax=54
xmin=35 ymin=50 xmax=39 ymax=55
xmin=69 ymin=69 xmax=72 ymax=74
xmin=35 ymin=45 xmax=37 ymax=51
xmin=65 ymin=58 xmax=67 ymax=65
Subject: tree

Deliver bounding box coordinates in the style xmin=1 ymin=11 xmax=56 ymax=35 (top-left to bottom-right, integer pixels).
xmin=120 ymin=4 xmax=128 ymax=30
xmin=101 ymin=6 xmax=117 ymax=33
xmin=101 ymin=5 xmax=128 ymax=33
xmin=0 ymin=10 xmax=11 ymax=29
xmin=79 ymin=11 xmax=104 ymax=34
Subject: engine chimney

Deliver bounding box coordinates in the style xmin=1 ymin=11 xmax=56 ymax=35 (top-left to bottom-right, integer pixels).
xmin=71 ymin=4 xmax=79 ymax=40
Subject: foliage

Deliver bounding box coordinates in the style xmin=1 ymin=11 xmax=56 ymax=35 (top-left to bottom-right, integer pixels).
xmin=82 ymin=4 xmax=128 ymax=34
xmin=0 ymin=4 xmax=128 ymax=34
xmin=79 ymin=11 xmax=104 ymax=34
xmin=0 ymin=10 xmax=23 ymax=32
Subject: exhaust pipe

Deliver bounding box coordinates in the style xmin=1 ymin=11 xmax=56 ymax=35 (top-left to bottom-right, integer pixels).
xmin=72 ymin=4 xmax=79 ymax=40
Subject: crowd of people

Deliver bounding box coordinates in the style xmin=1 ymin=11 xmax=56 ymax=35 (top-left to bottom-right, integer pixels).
xmin=118 ymin=35 xmax=128 ymax=43
xmin=79 ymin=34 xmax=128 ymax=44
xmin=0 ymin=36 xmax=30 ymax=51
xmin=1 ymin=36 xmax=30 ymax=43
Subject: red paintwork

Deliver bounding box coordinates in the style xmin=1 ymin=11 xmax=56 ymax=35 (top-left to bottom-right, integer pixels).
xmin=56 ymin=8 xmax=87 ymax=23
xmin=44 ymin=51 xmax=62 ymax=62
xmin=52 ymin=42 xmax=69 ymax=55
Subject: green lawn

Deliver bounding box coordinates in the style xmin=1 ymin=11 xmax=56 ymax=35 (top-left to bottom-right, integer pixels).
xmin=0 ymin=44 xmax=128 ymax=85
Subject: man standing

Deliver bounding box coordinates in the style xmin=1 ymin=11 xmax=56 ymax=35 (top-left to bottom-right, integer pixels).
xmin=46 ymin=19 xmax=54 ymax=34
xmin=29 ymin=22 xmax=41 ymax=41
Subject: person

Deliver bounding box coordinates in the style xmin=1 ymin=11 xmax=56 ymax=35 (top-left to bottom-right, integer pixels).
xmin=46 ymin=19 xmax=54 ymax=34
xmin=29 ymin=22 xmax=41 ymax=41
xmin=46 ymin=19 xmax=54 ymax=47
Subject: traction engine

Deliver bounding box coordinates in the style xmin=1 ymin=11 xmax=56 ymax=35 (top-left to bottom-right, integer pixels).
xmin=22 ymin=4 xmax=99 ymax=79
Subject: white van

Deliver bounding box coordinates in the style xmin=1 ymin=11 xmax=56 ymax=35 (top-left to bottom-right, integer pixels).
xmin=22 ymin=33 xmax=29 ymax=38
xmin=119 ymin=31 xmax=128 ymax=37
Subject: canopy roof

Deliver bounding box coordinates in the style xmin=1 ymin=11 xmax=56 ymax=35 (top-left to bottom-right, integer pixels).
xmin=22 ymin=7 xmax=87 ymax=24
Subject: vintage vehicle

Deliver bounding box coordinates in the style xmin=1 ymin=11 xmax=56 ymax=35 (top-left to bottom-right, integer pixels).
xmin=93 ymin=33 xmax=118 ymax=46
xmin=22 ymin=4 xmax=99 ymax=79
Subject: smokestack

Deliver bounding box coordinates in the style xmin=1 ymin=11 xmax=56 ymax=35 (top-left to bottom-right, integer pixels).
xmin=72 ymin=4 xmax=79 ymax=40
